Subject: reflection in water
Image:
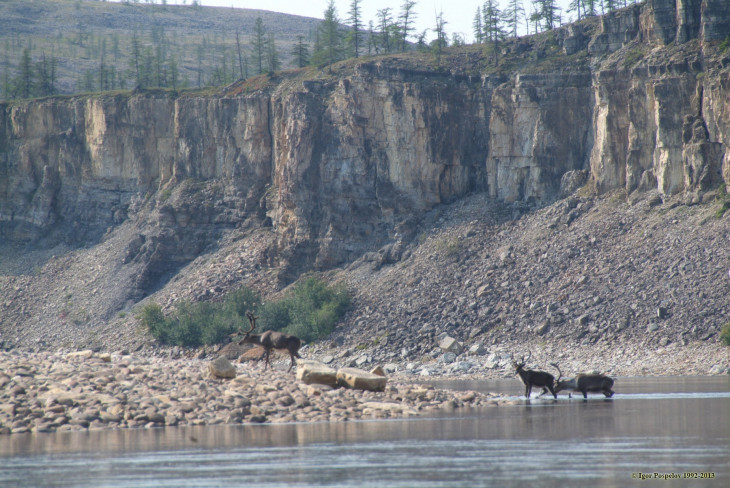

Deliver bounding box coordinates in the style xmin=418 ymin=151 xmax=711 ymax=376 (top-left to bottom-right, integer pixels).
xmin=0 ymin=377 xmax=728 ymax=488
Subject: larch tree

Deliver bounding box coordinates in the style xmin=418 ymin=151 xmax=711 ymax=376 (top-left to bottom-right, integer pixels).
xmin=346 ymin=0 xmax=363 ymax=58
xmin=505 ymin=0 xmax=525 ymax=38
xmin=312 ymin=0 xmax=344 ymax=71
xmin=291 ymin=35 xmax=310 ymax=68
xmin=398 ymin=1 xmax=418 ymax=52
xmin=251 ymin=17 xmax=267 ymax=75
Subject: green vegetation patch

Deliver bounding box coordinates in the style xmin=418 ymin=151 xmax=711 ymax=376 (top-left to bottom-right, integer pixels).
xmin=258 ymin=277 xmax=351 ymax=344
xmin=721 ymin=322 xmax=730 ymax=346
xmin=720 ymin=35 xmax=730 ymax=53
xmin=139 ymin=277 xmax=349 ymax=347
xmin=139 ymin=286 xmax=260 ymax=348
xmin=623 ymin=47 xmax=645 ymax=69
xmin=716 ymin=183 xmax=729 ymax=219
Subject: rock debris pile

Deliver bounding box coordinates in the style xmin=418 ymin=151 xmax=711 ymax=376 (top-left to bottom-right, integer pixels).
xmin=324 ymin=191 xmax=729 ymax=378
xmin=0 ymin=350 xmax=508 ymax=435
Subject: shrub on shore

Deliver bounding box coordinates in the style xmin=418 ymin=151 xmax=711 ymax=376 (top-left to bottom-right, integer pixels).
xmin=139 ymin=278 xmax=349 ymax=347
xmin=258 ymin=277 xmax=351 ymax=343
xmin=721 ymin=322 xmax=730 ymax=346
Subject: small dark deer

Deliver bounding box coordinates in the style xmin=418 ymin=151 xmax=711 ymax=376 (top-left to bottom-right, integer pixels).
xmin=512 ymin=351 xmax=557 ymax=399
xmin=237 ymin=312 xmax=302 ymax=372
xmin=551 ymin=363 xmax=615 ymax=399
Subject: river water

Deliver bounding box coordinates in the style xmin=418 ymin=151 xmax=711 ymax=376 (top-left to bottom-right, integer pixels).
xmin=0 ymin=376 xmax=728 ymax=487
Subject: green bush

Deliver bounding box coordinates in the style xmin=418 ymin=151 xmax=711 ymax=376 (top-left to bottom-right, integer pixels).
xmin=139 ymin=303 xmax=169 ymax=343
xmin=716 ymin=183 xmax=729 ymax=219
xmin=139 ymin=278 xmax=348 ymax=347
xmin=623 ymin=47 xmax=644 ymax=69
xmin=139 ymin=286 xmax=260 ymax=347
xmin=721 ymin=323 xmax=730 ymax=346
xmin=258 ymin=277 xmax=351 ymax=343
xmin=720 ymin=35 xmax=730 ymax=53
xmin=220 ymin=287 xmax=261 ymax=328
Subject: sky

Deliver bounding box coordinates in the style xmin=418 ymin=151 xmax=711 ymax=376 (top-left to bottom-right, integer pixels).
xmin=119 ymin=1 xmax=575 ymax=43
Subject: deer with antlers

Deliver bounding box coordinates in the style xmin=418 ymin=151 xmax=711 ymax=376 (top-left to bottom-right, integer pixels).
xmin=511 ymin=351 xmax=557 ymax=399
xmin=236 ymin=312 xmax=302 ymax=372
xmin=550 ymin=362 xmax=615 ymax=399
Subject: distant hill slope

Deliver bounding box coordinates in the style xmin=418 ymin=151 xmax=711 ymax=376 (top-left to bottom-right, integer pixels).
xmin=0 ymin=0 xmax=321 ymax=95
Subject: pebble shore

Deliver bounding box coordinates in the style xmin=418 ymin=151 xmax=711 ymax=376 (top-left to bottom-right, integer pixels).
xmin=2 ymin=340 xmax=728 ymax=436
xmin=0 ymin=350 xmax=510 ymax=436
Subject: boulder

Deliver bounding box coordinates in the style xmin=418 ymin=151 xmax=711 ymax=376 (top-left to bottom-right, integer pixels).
xmin=208 ymin=356 xmax=237 ymax=379
xmin=438 ymin=336 xmax=463 ymax=355
xmin=439 ymin=352 xmax=457 ymax=364
xmin=336 ymin=367 xmax=387 ymax=392
xmin=67 ymin=350 xmax=94 ymax=360
xmin=218 ymin=341 xmax=246 ymax=360
xmin=296 ymin=360 xmax=338 ymax=388
xmin=468 ymin=343 xmax=487 ymax=355
xmin=383 ymin=363 xmax=399 ymax=373
xmin=369 ymin=365 xmax=386 ymax=377
xmin=97 ymin=353 xmax=112 ymax=363
xmin=476 ymin=283 xmax=490 ymax=298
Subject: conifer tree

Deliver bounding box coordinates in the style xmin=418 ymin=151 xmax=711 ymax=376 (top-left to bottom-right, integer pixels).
xmin=432 ymin=10 xmax=448 ymax=65
xmin=482 ymin=0 xmax=507 ymax=65
xmin=291 ymin=35 xmax=310 ymax=68
xmin=346 ymin=0 xmax=363 ymax=58
xmin=367 ymin=20 xmax=376 ymax=56
xmin=266 ymin=32 xmax=280 ymax=74
xmin=129 ymin=29 xmax=141 ymax=87
xmin=585 ymin=0 xmax=598 ymax=16
xmin=312 ymin=1 xmax=344 ymax=71
xmin=376 ymin=8 xmax=394 ymax=54
xmin=36 ymin=52 xmax=57 ymax=96
xmin=603 ymin=0 xmax=618 ymax=13
xmin=532 ymin=0 xmax=560 ymax=30
xmin=398 ymin=1 xmax=417 ymax=52
xmin=505 ymin=0 xmax=525 ymax=38
xmin=235 ymin=29 xmax=246 ymax=79
xmin=473 ymin=8 xmax=484 ymax=44
xmin=251 ymin=17 xmax=267 ymax=75
xmin=168 ymin=54 xmax=179 ymax=89
xmin=18 ymin=48 xmax=33 ymax=99
xmin=568 ymin=0 xmax=583 ymax=21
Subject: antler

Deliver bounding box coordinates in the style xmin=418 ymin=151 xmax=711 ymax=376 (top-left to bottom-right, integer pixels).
xmin=245 ymin=311 xmax=258 ymax=333
xmin=550 ymin=362 xmax=562 ymax=383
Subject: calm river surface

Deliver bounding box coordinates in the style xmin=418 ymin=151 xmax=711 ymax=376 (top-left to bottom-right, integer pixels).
xmin=0 ymin=376 xmax=728 ymax=487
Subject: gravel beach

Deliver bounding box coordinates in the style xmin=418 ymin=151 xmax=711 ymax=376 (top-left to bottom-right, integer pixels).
xmin=1 ymin=339 xmax=727 ymax=436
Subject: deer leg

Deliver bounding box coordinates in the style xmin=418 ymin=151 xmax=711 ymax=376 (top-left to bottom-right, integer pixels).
xmin=538 ymin=387 xmax=548 ymax=397
xmin=287 ymin=352 xmax=296 ymax=372
xmin=263 ymin=348 xmax=271 ymax=370
xmin=525 ymin=385 xmax=531 ymax=398
xmin=547 ymin=384 xmax=557 ymax=399
xmin=582 ymin=389 xmax=588 ymax=399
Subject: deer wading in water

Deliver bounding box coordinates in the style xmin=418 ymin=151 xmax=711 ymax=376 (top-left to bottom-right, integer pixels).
xmin=551 ymin=363 xmax=615 ymax=399
xmin=511 ymin=351 xmax=557 ymax=399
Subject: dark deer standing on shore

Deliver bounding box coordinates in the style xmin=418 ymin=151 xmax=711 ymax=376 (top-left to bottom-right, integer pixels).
xmin=551 ymin=363 xmax=615 ymax=399
xmin=512 ymin=351 xmax=557 ymax=399
xmin=237 ymin=312 xmax=302 ymax=372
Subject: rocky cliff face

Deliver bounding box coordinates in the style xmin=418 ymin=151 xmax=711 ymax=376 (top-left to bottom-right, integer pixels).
xmin=0 ymin=0 xmax=728 ymax=328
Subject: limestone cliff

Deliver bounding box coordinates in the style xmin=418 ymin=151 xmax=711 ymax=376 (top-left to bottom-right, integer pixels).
xmin=0 ymin=0 xmax=728 ymax=301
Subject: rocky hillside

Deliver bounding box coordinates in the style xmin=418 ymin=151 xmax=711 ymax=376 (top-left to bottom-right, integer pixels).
xmin=1 ymin=0 xmax=729 ymax=373
xmin=0 ymin=0 xmax=321 ymax=95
